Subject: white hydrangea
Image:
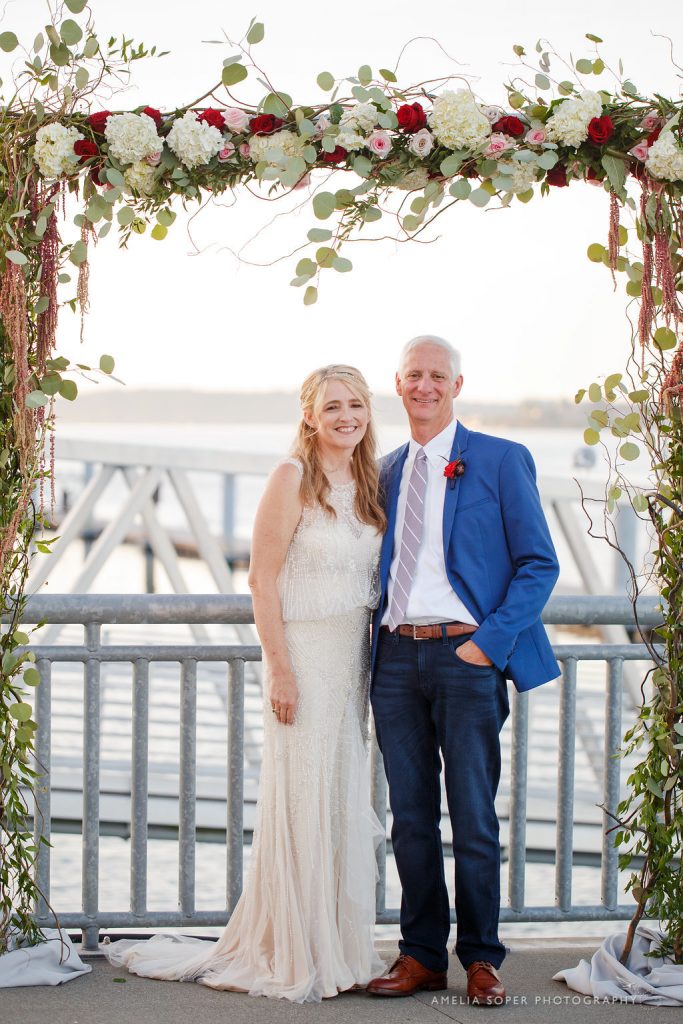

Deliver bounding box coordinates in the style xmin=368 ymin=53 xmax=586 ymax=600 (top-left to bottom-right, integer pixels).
xmin=335 ymin=130 xmax=366 ymax=152
xmin=395 ymin=167 xmax=430 ymax=191
xmin=248 ymin=130 xmax=305 ymax=164
xmin=339 ymin=102 xmax=378 ymax=133
xmin=495 ymin=159 xmax=539 ymax=194
xmin=105 ymin=112 xmax=163 ymax=165
xmin=645 ymin=131 xmax=683 ymax=182
xmin=428 ymin=90 xmax=492 ymax=150
xmin=167 ymin=110 xmax=223 ymax=169
xmin=35 ymin=123 xmax=83 ymax=178
xmin=124 ymin=161 xmax=158 ymax=195
xmin=546 ymin=90 xmax=603 ymax=148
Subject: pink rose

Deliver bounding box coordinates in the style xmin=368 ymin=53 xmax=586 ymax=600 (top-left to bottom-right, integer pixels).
xmin=223 ymin=107 xmax=250 ymax=133
xmin=480 ymin=104 xmax=504 ymax=124
xmin=639 ymin=113 xmax=662 ymax=132
xmin=217 ymin=142 xmax=236 ymax=163
xmin=483 ymin=132 xmax=514 ymax=158
xmin=524 ymin=127 xmax=546 ymax=145
xmin=408 ymin=128 xmax=434 ymax=157
xmin=145 ymin=151 xmax=162 ymax=167
xmin=366 ymin=130 xmax=392 ymax=158
xmin=239 ymin=142 xmax=250 ymax=158
xmin=628 ymin=141 xmax=649 ymax=162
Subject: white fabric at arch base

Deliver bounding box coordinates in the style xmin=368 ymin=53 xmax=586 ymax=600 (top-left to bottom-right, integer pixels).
xmin=553 ymin=923 xmax=683 ymax=1006
xmin=0 ymin=929 xmax=92 ymax=987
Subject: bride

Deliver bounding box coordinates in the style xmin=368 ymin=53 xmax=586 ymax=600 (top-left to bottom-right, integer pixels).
xmin=104 ymin=365 xmax=387 ymax=1001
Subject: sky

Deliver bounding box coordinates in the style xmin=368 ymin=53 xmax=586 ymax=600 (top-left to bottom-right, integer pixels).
xmin=3 ymin=0 xmax=682 ymax=402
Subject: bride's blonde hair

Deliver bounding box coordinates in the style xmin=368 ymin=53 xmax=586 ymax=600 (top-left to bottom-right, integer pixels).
xmin=292 ymin=365 xmax=386 ymax=532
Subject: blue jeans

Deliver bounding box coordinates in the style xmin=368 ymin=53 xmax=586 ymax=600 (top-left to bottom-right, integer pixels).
xmin=371 ymin=627 xmax=510 ymax=973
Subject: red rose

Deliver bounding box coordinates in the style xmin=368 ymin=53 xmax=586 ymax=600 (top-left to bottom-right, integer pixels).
xmin=141 ymin=106 xmax=163 ymax=129
xmin=647 ymin=126 xmax=661 ymax=146
xmin=587 ymin=115 xmax=614 ymax=146
xmin=629 ymin=159 xmax=646 ymax=181
xmin=73 ymin=139 xmax=99 ymax=163
xmin=321 ymin=145 xmax=348 ymax=164
xmin=87 ymin=110 xmax=111 ymax=134
xmin=198 ymin=108 xmax=225 ymax=130
xmin=249 ymin=114 xmax=284 ymax=136
xmin=492 ymin=115 xmax=525 ymax=138
xmin=396 ymin=102 xmax=427 ymax=133
xmin=546 ymin=163 xmax=568 ymax=187
xmin=585 ymin=166 xmax=605 ymax=184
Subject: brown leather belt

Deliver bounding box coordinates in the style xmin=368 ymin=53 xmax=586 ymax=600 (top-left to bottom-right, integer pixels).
xmin=380 ymin=622 xmax=477 ymax=640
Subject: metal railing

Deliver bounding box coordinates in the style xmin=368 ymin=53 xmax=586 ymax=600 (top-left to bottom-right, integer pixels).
xmin=7 ymin=593 xmax=662 ymax=950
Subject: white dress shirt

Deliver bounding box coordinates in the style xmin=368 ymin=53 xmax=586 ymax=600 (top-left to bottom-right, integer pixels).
xmin=381 ymin=418 xmax=478 ymax=627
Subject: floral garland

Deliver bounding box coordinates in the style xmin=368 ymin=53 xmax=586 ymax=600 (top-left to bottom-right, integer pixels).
xmin=1 ymin=5 xmax=683 ymax=962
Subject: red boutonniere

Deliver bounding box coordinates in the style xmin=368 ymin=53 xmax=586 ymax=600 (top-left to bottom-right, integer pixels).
xmin=443 ymin=459 xmax=465 ymax=489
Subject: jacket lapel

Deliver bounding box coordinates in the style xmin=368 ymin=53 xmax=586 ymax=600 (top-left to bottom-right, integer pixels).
xmin=379 ymin=444 xmax=409 ymax=592
xmin=442 ymin=421 xmax=470 ymax=554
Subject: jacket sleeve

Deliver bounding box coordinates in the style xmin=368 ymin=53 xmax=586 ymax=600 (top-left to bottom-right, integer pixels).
xmin=471 ymin=444 xmax=560 ymax=670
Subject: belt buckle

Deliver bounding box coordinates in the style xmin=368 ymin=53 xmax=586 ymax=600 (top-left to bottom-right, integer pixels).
xmin=411 ymin=624 xmax=429 ymax=640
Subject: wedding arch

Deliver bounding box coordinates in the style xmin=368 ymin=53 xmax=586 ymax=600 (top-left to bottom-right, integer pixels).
xmin=1 ymin=0 xmax=682 ymax=965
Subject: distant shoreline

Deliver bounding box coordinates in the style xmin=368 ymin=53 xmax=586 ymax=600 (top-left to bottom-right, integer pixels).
xmin=58 ymin=390 xmax=587 ymax=429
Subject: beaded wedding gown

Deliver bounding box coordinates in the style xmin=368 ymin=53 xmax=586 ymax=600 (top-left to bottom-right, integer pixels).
xmin=104 ymin=463 xmax=385 ymax=1002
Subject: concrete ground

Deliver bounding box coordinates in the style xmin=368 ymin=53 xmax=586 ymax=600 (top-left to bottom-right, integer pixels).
xmin=1 ymin=938 xmax=665 ymax=1024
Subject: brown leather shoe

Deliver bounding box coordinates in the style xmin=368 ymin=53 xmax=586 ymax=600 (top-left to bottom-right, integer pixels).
xmin=366 ymin=953 xmax=448 ymax=997
xmin=466 ymin=961 xmax=506 ymax=1006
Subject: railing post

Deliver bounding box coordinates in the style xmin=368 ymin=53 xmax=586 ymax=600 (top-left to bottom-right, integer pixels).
xmin=131 ymin=658 xmax=149 ymax=919
xmin=508 ymin=689 xmax=529 ymax=914
xmin=33 ymin=659 xmax=52 ymax=922
xmin=555 ymin=657 xmax=577 ymax=914
xmin=81 ymin=621 xmax=101 ymax=951
xmin=370 ymin=724 xmax=387 ymax=919
xmin=601 ymin=657 xmax=623 ymax=910
xmin=178 ymin=659 xmax=197 ymax=917
xmin=226 ymin=658 xmax=244 ymax=917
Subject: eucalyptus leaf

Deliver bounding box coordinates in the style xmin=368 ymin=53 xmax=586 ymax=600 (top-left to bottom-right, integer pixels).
xmin=332 ymin=256 xmax=352 ymax=272
xmin=576 ymin=58 xmax=593 ymax=74
xmin=468 ymin=188 xmax=490 ymax=208
xmin=25 ymin=391 xmax=48 ymax=409
xmin=449 ymin=179 xmax=471 ymax=200
xmin=307 ymin=228 xmax=332 ymax=242
xmin=68 ymin=240 xmax=87 ymax=266
xmin=303 ymin=285 xmax=317 ymax=306
xmin=0 ymin=32 xmax=18 ymax=53
xmin=654 ymin=327 xmax=676 ymax=351
xmin=246 ymin=22 xmax=264 ymax=45
xmin=584 ymin=428 xmax=600 ymax=445
xmin=59 ymin=379 xmax=78 ymax=401
xmin=99 ymin=355 xmax=115 ymax=374
xmin=6 ymin=250 xmax=27 ymax=265
xmin=620 ymin=442 xmax=640 ymax=461
xmin=317 ymin=71 xmax=334 ymax=91
xmin=312 ymin=192 xmax=336 ymax=219
xmin=222 ymin=63 xmax=248 ymax=87
xmin=151 ymin=224 xmax=167 ymax=240
xmin=60 ymin=19 xmax=83 ymax=46
xmin=65 ymin=0 xmax=88 ymax=11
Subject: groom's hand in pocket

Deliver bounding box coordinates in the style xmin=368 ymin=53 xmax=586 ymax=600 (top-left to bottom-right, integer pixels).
xmin=454 ymin=640 xmax=493 ymax=666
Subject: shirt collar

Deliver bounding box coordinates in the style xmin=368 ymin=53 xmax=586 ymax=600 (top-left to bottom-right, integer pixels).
xmin=408 ymin=418 xmax=458 ymax=469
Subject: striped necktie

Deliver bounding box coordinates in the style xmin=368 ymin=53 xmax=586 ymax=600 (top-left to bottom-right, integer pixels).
xmin=386 ymin=447 xmax=428 ymax=631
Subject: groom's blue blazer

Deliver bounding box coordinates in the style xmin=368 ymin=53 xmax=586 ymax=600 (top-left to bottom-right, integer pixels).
xmin=371 ymin=421 xmax=561 ymax=692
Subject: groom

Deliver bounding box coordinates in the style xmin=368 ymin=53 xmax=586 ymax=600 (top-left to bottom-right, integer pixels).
xmin=367 ymin=336 xmax=560 ymax=1005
